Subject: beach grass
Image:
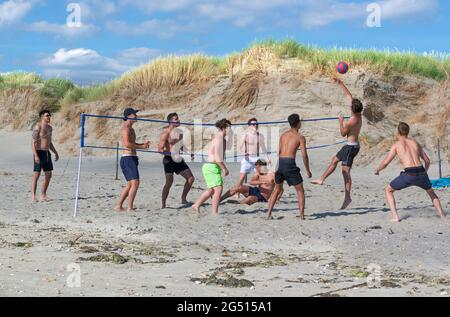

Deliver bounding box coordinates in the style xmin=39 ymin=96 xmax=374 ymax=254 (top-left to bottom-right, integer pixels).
xmin=1 ymin=39 xmax=448 ymax=113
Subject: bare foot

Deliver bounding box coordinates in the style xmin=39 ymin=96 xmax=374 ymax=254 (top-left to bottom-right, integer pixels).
xmin=440 ymin=215 xmax=447 ymax=222
xmin=161 ymin=202 xmax=166 ymax=209
xmin=115 ymin=206 xmax=126 ymax=212
xmin=311 ymin=179 xmax=324 ymax=185
xmin=267 ymin=215 xmax=274 ymax=220
xmin=31 ymin=196 xmax=38 ymax=203
xmin=127 ymin=208 xmax=137 ymax=212
xmin=340 ymin=197 xmax=352 ymax=210
xmin=391 ymin=218 xmax=400 ymax=223
xmin=192 ymin=205 xmax=200 ymax=213
xmin=296 ymin=215 xmax=306 ymax=220
xmin=40 ymin=196 xmax=51 ymax=202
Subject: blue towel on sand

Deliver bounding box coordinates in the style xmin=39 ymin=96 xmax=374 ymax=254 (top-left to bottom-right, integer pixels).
xmin=432 ymin=178 xmax=450 ymax=189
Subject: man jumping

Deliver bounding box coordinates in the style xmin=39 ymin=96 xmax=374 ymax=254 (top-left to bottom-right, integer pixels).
xmin=311 ymin=78 xmax=363 ymax=210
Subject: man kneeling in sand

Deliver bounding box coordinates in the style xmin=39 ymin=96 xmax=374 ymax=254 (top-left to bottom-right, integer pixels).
xmin=115 ymin=108 xmax=150 ymax=212
xmin=220 ymin=159 xmax=281 ymax=205
xmin=375 ymin=122 xmax=446 ymax=222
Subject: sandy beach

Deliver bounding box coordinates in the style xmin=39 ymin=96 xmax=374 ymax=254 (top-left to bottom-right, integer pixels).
xmin=0 ymin=132 xmax=449 ymax=297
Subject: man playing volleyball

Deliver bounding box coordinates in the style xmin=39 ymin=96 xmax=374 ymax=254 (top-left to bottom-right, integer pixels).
xmin=159 ymin=113 xmax=195 ymax=209
xmin=236 ymin=118 xmax=271 ymax=190
xmin=115 ymin=108 xmax=150 ymax=212
xmin=267 ymin=114 xmax=312 ymax=220
xmin=31 ymin=109 xmax=59 ymax=202
xmin=221 ymin=159 xmax=279 ymax=206
xmin=375 ymin=122 xmax=446 ymax=222
xmin=311 ymin=78 xmax=363 ymax=210
xmin=192 ymin=119 xmax=232 ymax=215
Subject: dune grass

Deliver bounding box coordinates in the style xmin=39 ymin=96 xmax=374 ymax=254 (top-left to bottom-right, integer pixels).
xmin=0 ymin=72 xmax=44 ymax=89
xmin=1 ymin=39 xmax=448 ymax=113
xmin=256 ymin=39 xmax=450 ymax=81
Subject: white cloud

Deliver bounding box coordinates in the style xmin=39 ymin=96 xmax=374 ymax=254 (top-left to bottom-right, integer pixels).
xmin=112 ymin=0 xmax=440 ymax=33
xmin=118 ymin=0 xmax=195 ymax=13
xmin=299 ymin=0 xmax=439 ymax=28
xmin=76 ymin=0 xmax=118 ymax=22
xmin=39 ymin=47 xmax=161 ymax=84
xmin=105 ymin=19 xmax=196 ymax=38
xmin=0 ymin=0 xmax=37 ymax=27
xmin=26 ymin=21 xmax=99 ymax=38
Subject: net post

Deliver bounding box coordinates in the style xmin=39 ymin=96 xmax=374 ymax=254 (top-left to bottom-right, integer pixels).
xmin=73 ymin=113 xmax=85 ymax=219
xmin=437 ymin=138 xmax=442 ymax=179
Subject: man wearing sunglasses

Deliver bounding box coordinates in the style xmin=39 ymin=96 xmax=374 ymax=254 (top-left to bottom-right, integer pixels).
xmin=31 ymin=110 xmax=59 ymax=202
xmin=159 ymin=113 xmax=195 ymax=209
xmin=236 ymin=118 xmax=271 ymax=191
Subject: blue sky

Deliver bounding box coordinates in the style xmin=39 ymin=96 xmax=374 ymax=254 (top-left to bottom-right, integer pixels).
xmin=0 ymin=0 xmax=449 ymax=84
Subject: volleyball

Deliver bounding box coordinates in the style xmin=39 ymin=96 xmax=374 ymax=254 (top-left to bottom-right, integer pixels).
xmin=337 ymin=62 xmax=349 ymax=74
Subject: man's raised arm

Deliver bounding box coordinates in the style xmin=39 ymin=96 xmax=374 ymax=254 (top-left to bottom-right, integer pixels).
xmin=333 ymin=78 xmax=353 ymax=105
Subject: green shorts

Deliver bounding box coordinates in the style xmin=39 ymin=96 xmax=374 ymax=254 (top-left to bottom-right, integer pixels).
xmin=202 ymin=163 xmax=223 ymax=189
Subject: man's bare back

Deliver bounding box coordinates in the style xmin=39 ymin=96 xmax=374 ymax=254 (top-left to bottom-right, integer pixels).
xmin=279 ymin=130 xmax=302 ymax=158
xmin=393 ymin=138 xmax=426 ymax=169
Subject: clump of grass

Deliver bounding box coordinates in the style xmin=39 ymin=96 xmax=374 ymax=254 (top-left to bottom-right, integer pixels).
xmin=253 ymin=39 xmax=450 ymax=81
xmin=119 ymin=54 xmax=226 ymax=93
xmin=0 ymin=72 xmax=44 ymax=89
xmin=60 ymin=80 xmax=120 ymax=108
xmin=40 ymin=78 xmax=75 ymax=111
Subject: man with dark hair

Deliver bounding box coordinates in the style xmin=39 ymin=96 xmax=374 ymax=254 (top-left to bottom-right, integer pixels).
xmin=115 ymin=108 xmax=150 ymax=212
xmin=159 ymin=112 xmax=195 ymax=208
xmin=193 ymin=119 xmax=232 ymax=215
xmin=31 ymin=110 xmax=59 ymax=202
xmin=221 ymin=159 xmax=279 ymax=205
xmin=236 ymin=118 xmax=271 ymax=192
xmin=267 ymin=114 xmax=312 ymax=220
xmin=375 ymin=122 xmax=446 ymax=222
xmin=312 ymin=78 xmax=363 ymax=210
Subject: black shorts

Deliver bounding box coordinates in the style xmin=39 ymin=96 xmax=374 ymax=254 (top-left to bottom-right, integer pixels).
xmin=275 ymin=158 xmax=303 ymax=187
xmin=120 ymin=156 xmax=140 ymax=181
xmin=336 ymin=145 xmax=360 ymax=168
xmin=249 ymin=187 xmax=267 ymax=203
xmin=163 ymin=156 xmax=190 ymax=175
xmin=390 ymin=166 xmax=432 ymax=191
xmin=33 ymin=150 xmax=53 ymax=172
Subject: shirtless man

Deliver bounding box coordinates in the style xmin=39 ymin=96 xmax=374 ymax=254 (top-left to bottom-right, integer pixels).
xmin=192 ymin=119 xmax=232 ymax=215
xmin=375 ymin=122 xmax=446 ymax=223
xmin=115 ymin=108 xmax=150 ymax=212
xmin=221 ymin=159 xmax=280 ymax=205
xmin=267 ymin=114 xmax=312 ymax=220
xmin=31 ymin=110 xmax=59 ymax=202
xmin=311 ymin=78 xmax=363 ymax=210
xmin=236 ymin=118 xmax=271 ymax=188
xmin=159 ymin=113 xmax=195 ymax=208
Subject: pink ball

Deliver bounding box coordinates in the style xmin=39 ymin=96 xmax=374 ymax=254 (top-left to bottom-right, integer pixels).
xmin=337 ymin=62 xmax=349 ymax=74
